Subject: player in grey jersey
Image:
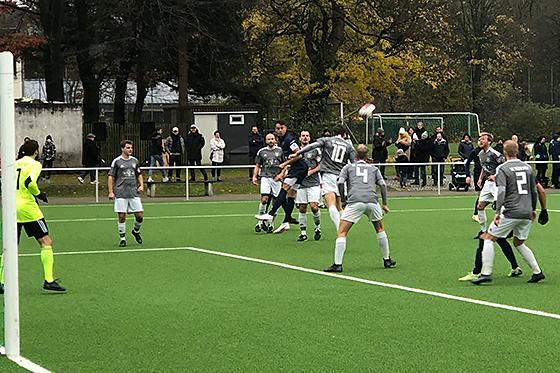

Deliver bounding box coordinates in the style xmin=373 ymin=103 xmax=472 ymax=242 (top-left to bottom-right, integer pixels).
xmin=293 ymin=126 xmax=356 ymax=231
xmin=108 ymin=140 xmax=144 ymax=247
xmin=473 ymin=140 xmax=545 ymax=285
xmin=252 ymin=133 xmax=284 ymax=232
xmin=324 ymin=144 xmax=396 ymax=273
xmin=295 ymin=131 xmax=322 ymax=241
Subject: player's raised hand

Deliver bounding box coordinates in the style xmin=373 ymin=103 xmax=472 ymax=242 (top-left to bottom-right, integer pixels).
xmin=108 ymin=192 xmax=115 ymax=200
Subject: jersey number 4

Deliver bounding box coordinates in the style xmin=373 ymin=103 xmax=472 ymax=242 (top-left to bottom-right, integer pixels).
xmin=515 ymin=171 xmax=528 ymax=195
xmin=356 ymin=166 xmax=368 ymax=183
xmin=331 ymin=144 xmax=346 ymax=163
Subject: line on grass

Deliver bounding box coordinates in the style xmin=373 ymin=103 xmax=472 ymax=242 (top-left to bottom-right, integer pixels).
xmin=19 ymin=246 xmax=560 ymax=320
xmin=0 ymin=347 xmax=52 ymax=373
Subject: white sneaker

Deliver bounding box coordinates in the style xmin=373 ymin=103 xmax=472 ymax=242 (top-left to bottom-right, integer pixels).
xmin=255 ymin=213 xmax=274 ymax=221
xmin=90 ymin=180 xmax=98 ymax=185
xmin=147 ymin=177 xmax=154 ymax=182
xmin=273 ymin=222 xmax=290 ymax=234
xmin=162 ymin=177 xmax=169 ymax=182
xmin=77 ymin=176 xmax=84 ymax=184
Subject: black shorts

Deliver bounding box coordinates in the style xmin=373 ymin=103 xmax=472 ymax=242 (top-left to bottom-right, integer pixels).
xmin=17 ymin=219 xmax=49 ymax=241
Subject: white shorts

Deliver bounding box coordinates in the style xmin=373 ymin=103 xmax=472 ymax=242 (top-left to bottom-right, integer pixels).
xmin=488 ymin=215 xmax=532 ymax=240
xmin=283 ymin=177 xmax=300 ymax=190
xmin=295 ymin=186 xmax=321 ymax=204
xmin=114 ymin=197 xmax=143 ymax=213
xmin=260 ymin=177 xmax=281 ymax=197
xmin=321 ymin=173 xmax=339 ymax=196
xmin=340 ymin=202 xmax=383 ymax=224
xmin=479 ymin=180 xmax=497 ymax=203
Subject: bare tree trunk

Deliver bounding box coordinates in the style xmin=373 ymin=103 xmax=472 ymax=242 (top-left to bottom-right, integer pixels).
xmin=133 ymin=62 xmax=148 ymax=124
xmin=39 ymin=0 xmax=65 ymax=101
xmin=114 ymin=60 xmax=132 ymax=125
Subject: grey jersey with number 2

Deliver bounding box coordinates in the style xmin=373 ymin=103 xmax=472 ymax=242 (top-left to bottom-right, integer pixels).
xmin=109 ymin=156 xmax=141 ymax=198
xmin=495 ymin=159 xmax=537 ymax=220
xmin=338 ymin=161 xmax=387 ymax=204
xmin=301 ymin=136 xmax=355 ymax=175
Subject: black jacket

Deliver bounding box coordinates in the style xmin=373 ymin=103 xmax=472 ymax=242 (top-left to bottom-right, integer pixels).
xmin=533 ymin=143 xmax=549 ymax=161
xmin=458 ymin=140 xmax=474 ymax=160
xmin=186 ymin=131 xmax=205 ymax=160
xmin=431 ymin=138 xmax=450 ymax=160
xmin=414 ymin=138 xmax=432 ymax=163
xmin=82 ymin=139 xmax=99 ymax=166
xmin=150 ymin=132 xmax=164 ymax=155
xmin=248 ymin=132 xmax=264 ymax=157
xmin=373 ymin=134 xmax=391 ymax=161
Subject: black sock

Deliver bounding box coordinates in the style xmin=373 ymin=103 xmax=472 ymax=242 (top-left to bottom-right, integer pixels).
xmin=473 ymin=197 xmax=479 ymax=215
xmin=283 ymin=197 xmax=295 ymax=223
xmin=269 ymin=189 xmax=287 ymax=216
xmin=265 ymin=195 xmax=273 ymax=213
xmin=497 ymin=237 xmax=519 ymax=269
xmin=473 ymin=238 xmax=483 ymax=274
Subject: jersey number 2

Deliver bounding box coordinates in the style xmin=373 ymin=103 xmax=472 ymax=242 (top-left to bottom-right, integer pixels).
xmin=356 ymin=166 xmax=368 ymax=183
xmin=515 ymin=172 xmax=528 ymax=195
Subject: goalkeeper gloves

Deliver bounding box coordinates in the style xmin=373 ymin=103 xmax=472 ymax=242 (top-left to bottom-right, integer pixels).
xmin=538 ymin=209 xmax=548 ymax=225
xmin=36 ymin=192 xmax=48 ymax=203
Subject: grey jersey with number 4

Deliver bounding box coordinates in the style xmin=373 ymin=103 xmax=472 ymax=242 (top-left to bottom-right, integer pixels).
xmin=338 ymin=161 xmax=386 ymax=204
xmin=255 ymin=146 xmax=284 ymax=178
xmin=478 ymin=147 xmax=505 ymax=175
xmin=495 ymin=159 xmax=537 ymax=220
xmin=301 ymin=136 xmax=355 ymax=175
xmin=109 ymin=156 xmax=141 ymax=198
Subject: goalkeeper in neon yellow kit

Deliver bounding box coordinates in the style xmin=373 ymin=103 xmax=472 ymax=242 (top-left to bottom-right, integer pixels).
xmin=0 ymin=139 xmax=65 ymax=294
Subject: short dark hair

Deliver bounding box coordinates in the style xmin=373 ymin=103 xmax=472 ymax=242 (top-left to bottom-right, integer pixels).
xmin=333 ymin=125 xmax=346 ymax=136
xmin=275 ymin=120 xmax=287 ymax=127
xmin=120 ymin=140 xmax=133 ymax=148
xmin=21 ymin=139 xmax=39 ymax=156
xmin=214 ymin=130 xmax=220 ymax=136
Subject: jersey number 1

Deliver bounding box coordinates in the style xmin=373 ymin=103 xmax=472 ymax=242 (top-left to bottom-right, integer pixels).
xmin=515 ymin=171 xmax=528 ymax=195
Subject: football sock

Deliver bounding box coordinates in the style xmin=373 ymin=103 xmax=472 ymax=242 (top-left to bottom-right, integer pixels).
xmin=473 ymin=238 xmax=483 ymax=274
xmin=118 ymin=222 xmax=126 ymax=239
xmin=496 ymin=238 xmax=519 ymax=269
xmin=283 ymin=197 xmax=295 ymax=223
xmin=473 ymin=198 xmax=479 ymax=215
xmin=328 ymin=205 xmax=340 ymax=230
xmin=376 ymin=231 xmax=390 ymax=259
xmin=134 ymin=218 xmax=142 ymax=233
xmin=334 ymin=237 xmax=346 ymax=265
xmin=515 ymin=244 xmax=541 ymax=274
xmin=269 ymin=189 xmax=287 ymax=216
xmin=265 ymin=195 xmax=273 ymax=212
xmin=41 ymin=245 xmax=54 ymax=283
xmin=258 ymin=202 xmax=267 ymax=215
xmin=312 ymin=211 xmax=321 ymax=228
xmin=478 ymin=209 xmax=487 ymax=232
xmin=480 ymin=239 xmax=495 ymax=276
xmin=299 ymin=212 xmax=307 ymax=234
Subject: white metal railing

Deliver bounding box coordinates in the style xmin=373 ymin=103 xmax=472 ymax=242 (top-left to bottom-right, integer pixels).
xmin=31 ymin=159 xmax=560 ymax=202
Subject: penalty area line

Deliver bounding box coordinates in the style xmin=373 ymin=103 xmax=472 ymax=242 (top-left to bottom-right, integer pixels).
xmin=19 ymin=246 xmax=560 ymax=320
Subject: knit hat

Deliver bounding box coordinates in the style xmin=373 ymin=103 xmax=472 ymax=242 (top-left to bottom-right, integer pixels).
xmin=399 ymin=127 xmax=405 ymax=135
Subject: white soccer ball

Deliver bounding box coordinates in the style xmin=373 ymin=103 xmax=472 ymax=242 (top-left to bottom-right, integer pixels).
xmin=358 ymin=103 xmax=376 ymax=118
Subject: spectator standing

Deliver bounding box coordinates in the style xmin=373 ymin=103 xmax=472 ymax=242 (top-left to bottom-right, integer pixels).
xmin=407 ymin=127 xmax=416 ymax=178
xmin=372 ymin=128 xmax=391 ymax=178
xmin=533 ymin=136 xmax=549 ymax=184
xmin=550 ymin=133 xmax=560 ymax=188
xmin=414 ymin=121 xmax=427 ymax=140
xmin=186 ymin=124 xmax=208 ymax=182
xmin=17 ymin=136 xmax=31 ymax=159
xmin=148 ymin=127 xmax=168 ymax=183
xmin=494 ymin=137 xmax=505 ymax=154
xmin=165 ymin=126 xmax=185 ymax=182
xmin=210 ymin=130 xmax=226 ymax=181
xmin=411 ymin=131 xmax=431 ymax=186
xmin=458 ymin=134 xmax=474 ymax=161
xmin=78 ymin=133 xmax=100 ymax=184
xmin=431 ymin=132 xmax=449 ymax=185
xmin=511 ymin=134 xmax=526 ymax=161
xmin=40 ymin=135 xmax=56 ymax=179
xmin=395 ymin=149 xmax=409 ymax=188
xmin=395 ymin=127 xmax=412 ymax=159
xmin=248 ymin=126 xmax=264 ymax=179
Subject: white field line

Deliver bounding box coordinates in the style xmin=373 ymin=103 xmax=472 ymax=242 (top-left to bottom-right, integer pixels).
xmin=18 ymin=246 xmax=560 ymax=320
xmin=45 ymin=207 xmax=476 ymax=223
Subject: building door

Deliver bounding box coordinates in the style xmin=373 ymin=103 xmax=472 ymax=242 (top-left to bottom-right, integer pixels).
xmin=193 ymin=114 xmax=218 ymax=165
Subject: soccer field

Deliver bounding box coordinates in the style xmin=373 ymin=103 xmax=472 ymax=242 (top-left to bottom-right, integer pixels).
xmin=2 ymin=195 xmax=560 ymax=372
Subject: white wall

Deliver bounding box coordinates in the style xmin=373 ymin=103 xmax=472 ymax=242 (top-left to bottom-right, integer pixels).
xmin=193 ymin=114 xmax=218 ymax=165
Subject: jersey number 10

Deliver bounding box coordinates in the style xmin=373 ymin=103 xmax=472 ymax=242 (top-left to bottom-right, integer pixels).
xmin=331 ymin=144 xmax=346 ymax=163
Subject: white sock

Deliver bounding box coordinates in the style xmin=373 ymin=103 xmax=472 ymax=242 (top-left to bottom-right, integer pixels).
xmin=118 ymin=222 xmax=126 ymax=239
xmin=258 ymin=203 xmax=266 ymax=215
xmin=134 ymin=220 xmax=142 ymax=232
xmin=515 ymin=244 xmax=541 ymax=274
xmin=328 ymin=206 xmax=340 ymax=230
xmin=478 ymin=209 xmax=487 ymax=232
xmin=299 ymin=212 xmax=307 ymax=234
xmin=481 ymin=239 xmax=494 ymax=275
xmin=312 ymin=211 xmax=321 ymax=229
xmin=334 ymin=237 xmax=346 ymax=265
xmin=376 ymin=231 xmax=389 ymax=259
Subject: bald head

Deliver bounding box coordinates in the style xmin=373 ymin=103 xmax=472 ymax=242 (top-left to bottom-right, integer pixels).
xmin=356 ymin=144 xmax=369 ymax=160
xmin=503 ymin=140 xmax=519 ymax=159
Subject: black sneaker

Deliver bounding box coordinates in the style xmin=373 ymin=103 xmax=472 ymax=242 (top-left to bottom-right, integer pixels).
xmin=131 ymin=230 xmax=143 ymax=244
xmin=324 ymin=264 xmax=343 ymax=273
xmin=472 ymin=274 xmax=492 ymax=285
xmin=287 ymin=217 xmax=299 ymax=225
xmin=527 ymin=272 xmax=545 ymax=283
xmin=255 ymin=223 xmax=262 ymax=233
xmin=43 ymin=280 xmax=66 ymax=292
xmin=266 ymin=224 xmax=274 ymax=234
xmin=297 ymin=234 xmax=308 ymax=242
xmin=473 ymin=230 xmax=483 ymax=240
xmin=383 ymin=258 xmax=397 ymax=268
xmin=119 ymin=239 xmax=127 ymax=247
xmin=314 ymin=228 xmax=321 ymax=241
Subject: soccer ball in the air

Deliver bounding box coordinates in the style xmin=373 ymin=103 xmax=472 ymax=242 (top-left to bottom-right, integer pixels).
xmin=358 ymin=103 xmax=376 ymax=118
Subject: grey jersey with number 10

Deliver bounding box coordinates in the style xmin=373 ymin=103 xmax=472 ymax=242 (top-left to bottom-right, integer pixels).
xmin=495 ymin=159 xmax=537 ymax=220
xmin=338 ymin=161 xmax=386 ymax=204
xmin=302 ymin=136 xmax=355 ymax=175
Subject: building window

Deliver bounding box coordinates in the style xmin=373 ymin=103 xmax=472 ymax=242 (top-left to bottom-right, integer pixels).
xmin=229 ymin=114 xmax=244 ymax=125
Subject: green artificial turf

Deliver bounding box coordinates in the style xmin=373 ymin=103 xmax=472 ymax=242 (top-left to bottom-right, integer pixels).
xmin=2 ymin=195 xmax=559 ymax=372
